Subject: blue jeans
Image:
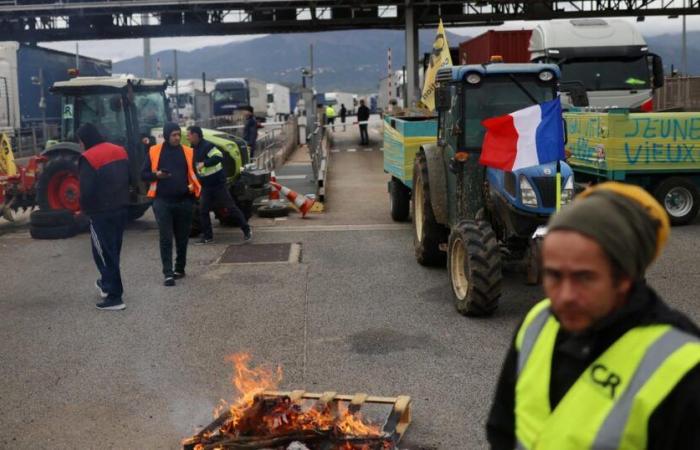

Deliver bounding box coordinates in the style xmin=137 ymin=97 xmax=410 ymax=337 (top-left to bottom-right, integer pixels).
xmin=89 ymin=208 xmax=128 ymax=301
xmin=153 ymin=197 xmax=194 ymax=277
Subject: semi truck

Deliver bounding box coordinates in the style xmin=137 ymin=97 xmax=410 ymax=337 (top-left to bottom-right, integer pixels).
xmin=166 ymin=79 xmax=215 ymax=123
xmin=212 ymin=78 xmax=266 ymax=119
xmin=266 ymin=83 xmax=290 ymax=121
xmin=458 ymin=19 xmax=664 ymax=111
xmin=0 ymin=42 xmax=111 ymax=131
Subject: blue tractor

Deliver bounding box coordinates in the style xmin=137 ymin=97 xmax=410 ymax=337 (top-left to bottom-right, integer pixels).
xmin=413 ymin=62 xmax=574 ymax=316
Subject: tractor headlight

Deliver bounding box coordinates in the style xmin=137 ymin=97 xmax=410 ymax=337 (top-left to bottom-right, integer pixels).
xmin=466 ymin=73 xmax=482 ymax=85
xmin=538 ymin=70 xmax=555 ymax=82
xmin=561 ymin=176 xmax=574 ymax=205
xmin=520 ymin=176 xmax=538 ymax=207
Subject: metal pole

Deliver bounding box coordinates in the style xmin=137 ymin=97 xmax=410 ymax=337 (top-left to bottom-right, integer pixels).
xmin=143 ymin=14 xmax=152 ymax=78
xmin=39 ymin=68 xmax=47 ymax=142
xmin=682 ymin=6 xmax=687 ymax=76
xmin=404 ymin=1 xmax=419 ymax=107
xmin=309 ymin=44 xmax=314 ymax=92
xmin=202 ymin=72 xmax=206 ymax=93
xmin=173 ymin=50 xmax=180 ymax=121
xmin=75 ymin=42 xmax=80 ymax=72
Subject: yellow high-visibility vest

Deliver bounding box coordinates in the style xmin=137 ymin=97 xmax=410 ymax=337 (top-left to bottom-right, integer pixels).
xmin=325 ymin=106 xmax=336 ymax=118
xmin=196 ymin=147 xmax=224 ymax=177
xmin=515 ymin=299 xmax=700 ymax=450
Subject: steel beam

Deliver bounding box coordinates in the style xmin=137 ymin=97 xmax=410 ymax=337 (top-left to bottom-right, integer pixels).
xmin=404 ymin=1 xmax=419 ymax=107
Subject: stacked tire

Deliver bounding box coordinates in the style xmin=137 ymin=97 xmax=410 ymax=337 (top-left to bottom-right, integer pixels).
xmin=29 ymin=209 xmax=82 ymax=239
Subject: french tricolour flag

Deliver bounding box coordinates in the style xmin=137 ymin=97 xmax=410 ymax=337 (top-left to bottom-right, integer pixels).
xmin=479 ymin=98 xmax=565 ymax=172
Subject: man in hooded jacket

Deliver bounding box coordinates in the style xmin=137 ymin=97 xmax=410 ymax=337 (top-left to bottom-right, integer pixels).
xmin=487 ymin=182 xmax=700 ymax=450
xmin=141 ymin=122 xmax=201 ymax=287
xmin=77 ymin=123 xmax=130 ymax=310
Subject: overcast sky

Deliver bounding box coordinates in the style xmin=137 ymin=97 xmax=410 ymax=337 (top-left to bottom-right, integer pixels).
xmin=41 ymin=15 xmax=698 ymax=63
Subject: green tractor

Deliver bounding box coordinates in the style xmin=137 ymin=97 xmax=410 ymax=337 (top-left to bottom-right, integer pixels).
xmin=415 ymin=63 xmax=574 ymax=316
xmin=29 ymin=76 xmax=268 ymax=238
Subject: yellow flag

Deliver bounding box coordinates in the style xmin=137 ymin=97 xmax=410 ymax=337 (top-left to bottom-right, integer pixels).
xmin=421 ymin=19 xmax=452 ymax=111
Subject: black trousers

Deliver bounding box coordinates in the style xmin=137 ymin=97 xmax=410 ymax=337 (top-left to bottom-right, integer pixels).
xmin=153 ymin=197 xmax=194 ymax=277
xmin=359 ymin=124 xmax=369 ymax=144
xmin=199 ymin=183 xmax=249 ymax=239
xmin=89 ymin=207 xmax=128 ymax=301
xmin=327 ymin=116 xmax=335 ymax=131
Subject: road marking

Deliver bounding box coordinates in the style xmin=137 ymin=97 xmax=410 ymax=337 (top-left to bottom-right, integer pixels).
xmin=330 ymin=149 xmax=340 ymax=153
xmin=363 ymin=148 xmax=373 ymax=152
xmin=276 ymin=175 xmax=307 ymax=180
xmin=255 ymin=223 xmax=412 ymax=233
xmin=346 ymin=148 xmax=357 ymax=152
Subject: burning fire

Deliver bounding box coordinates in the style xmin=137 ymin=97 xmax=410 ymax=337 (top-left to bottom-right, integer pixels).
xmin=187 ymin=353 xmax=391 ymax=450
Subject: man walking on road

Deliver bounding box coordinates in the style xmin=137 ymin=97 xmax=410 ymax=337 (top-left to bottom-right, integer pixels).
xmin=487 ymin=182 xmax=700 ymax=450
xmin=242 ymin=106 xmax=258 ymax=160
xmin=141 ymin=122 xmax=201 ymax=287
xmin=325 ymin=105 xmax=336 ymax=132
xmin=78 ymin=123 xmax=130 ymax=311
xmin=187 ymin=126 xmax=251 ymax=245
xmin=357 ymin=99 xmax=370 ymax=145
xmin=340 ymin=103 xmax=347 ymax=131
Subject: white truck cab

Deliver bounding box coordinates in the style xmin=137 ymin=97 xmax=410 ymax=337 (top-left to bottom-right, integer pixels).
xmin=530 ymin=19 xmax=664 ymax=110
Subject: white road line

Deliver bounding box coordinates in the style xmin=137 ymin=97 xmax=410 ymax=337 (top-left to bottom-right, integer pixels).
xmin=256 ymin=223 xmax=412 ymax=232
xmin=330 ymin=149 xmax=340 ymax=153
xmin=363 ymin=148 xmax=373 ymax=152
xmin=346 ymin=148 xmax=357 ymax=152
xmin=276 ymin=175 xmax=307 ymax=180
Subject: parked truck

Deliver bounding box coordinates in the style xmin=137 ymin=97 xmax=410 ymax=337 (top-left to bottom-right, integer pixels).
xmin=266 ymin=83 xmax=290 ymax=121
xmin=565 ymin=110 xmax=700 ymax=225
xmin=166 ymin=79 xmax=215 ymax=123
xmin=0 ymin=42 xmax=111 ymax=132
xmin=212 ymin=78 xmax=266 ymax=119
xmin=458 ymin=19 xmax=664 ymax=111
xmin=324 ymin=92 xmax=355 ymax=115
xmin=385 ymin=62 xmax=573 ymax=316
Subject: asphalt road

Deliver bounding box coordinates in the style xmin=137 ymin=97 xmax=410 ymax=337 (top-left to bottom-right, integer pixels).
xmin=1 ymin=124 xmax=699 ymax=449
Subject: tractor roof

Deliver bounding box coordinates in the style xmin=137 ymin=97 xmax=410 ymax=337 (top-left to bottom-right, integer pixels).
xmin=437 ymin=63 xmax=561 ymax=83
xmin=51 ymin=75 xmax=167 ymax=93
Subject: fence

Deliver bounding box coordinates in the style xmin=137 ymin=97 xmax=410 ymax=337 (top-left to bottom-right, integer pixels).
xmin=4 ymin=124 xmax=60 ymax=158
xmin=655 ymin=76 xmax=700 ymax=111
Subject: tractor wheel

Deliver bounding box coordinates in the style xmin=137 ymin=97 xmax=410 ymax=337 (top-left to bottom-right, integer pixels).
xmin=412 ymin=150 xmax=448 ymax=266
xmin=30 ymin=223 xmax=77 ymax=240
xmin=447 ymin=220 xmax=502 ymax=316
xmin=128 ymin=203 xmax=152 ymax=222
xmin=389 ymin=177 xmax=410 ymax=222
xmin=36 ymin=153 xmax=81 ymax=213
xmin=653 ymin=177 xmax=699 ymax=226
xmin=29 ymin=209 xmax=76 ymax=227
xmin=525 ymin=238 xmax=543 ymax=286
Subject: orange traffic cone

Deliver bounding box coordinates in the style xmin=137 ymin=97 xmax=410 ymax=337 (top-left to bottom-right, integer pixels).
xmin=269 ymin=171 xmax=280 ymax=200
xmin=270 ymin=181 xmax=315 ymax=217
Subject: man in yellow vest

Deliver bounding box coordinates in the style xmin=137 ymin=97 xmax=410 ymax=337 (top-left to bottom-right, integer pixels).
xmin=141 ymin=122 xmax=201 ymax=287
xmin=487 ymin=182 xmax=700 ymax=450
xmin=325 ymin=105 xmax=336 ymax=132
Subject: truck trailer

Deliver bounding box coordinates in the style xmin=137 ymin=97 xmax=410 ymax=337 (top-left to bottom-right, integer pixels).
xmin=266 ymin=83 xmax=290 ymax=121
xmin=0 ymin=42 xmax=111 ymax=132
xmin=457 ymin=19 xmax=664 ymax=111
xmin=166 ymin=79 xmax=215 ymax=123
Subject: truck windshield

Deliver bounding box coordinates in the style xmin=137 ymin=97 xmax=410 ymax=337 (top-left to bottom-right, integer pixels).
xmin=68 ymin=93 xmax=128 ymax=146
xmin=213 ymin=89 xmax=247 ymax=103
xmin=134 ymin=91 xmax=167 ymax=129
xmin=558 ymin=57 xmax=650 ymax=91
xmin=463 ymin=76 xmax=555 ymax=149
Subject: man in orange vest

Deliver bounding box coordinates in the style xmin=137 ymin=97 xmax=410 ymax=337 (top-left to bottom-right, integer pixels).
xmin=141 ymin=122 xmax=201 ymax=286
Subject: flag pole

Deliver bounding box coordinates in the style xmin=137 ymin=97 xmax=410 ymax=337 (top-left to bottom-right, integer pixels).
xmin=555 ymin=159 xmax=562 ymax=212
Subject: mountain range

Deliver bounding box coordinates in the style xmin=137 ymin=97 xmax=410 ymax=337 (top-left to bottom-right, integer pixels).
xmin=113 ymin=29 xmax=698 ymax=93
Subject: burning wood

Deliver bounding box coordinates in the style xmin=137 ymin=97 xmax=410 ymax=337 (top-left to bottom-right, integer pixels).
xmin=183 ymin=353 xmax=411 ymax=450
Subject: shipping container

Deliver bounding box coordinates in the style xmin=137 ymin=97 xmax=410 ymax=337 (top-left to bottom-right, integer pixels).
xmin=0 ymin=42 xmax=111 ymax=131
xmin=458 ymin=30 xmax=532 ymax=65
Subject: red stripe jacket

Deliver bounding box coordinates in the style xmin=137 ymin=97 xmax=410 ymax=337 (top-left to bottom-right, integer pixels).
xmin=78 ymin=142 xmax=130 ymax=215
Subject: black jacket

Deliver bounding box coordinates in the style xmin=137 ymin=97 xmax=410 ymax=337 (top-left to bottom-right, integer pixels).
xmin=357 ymin=105 xmax=370 ymax=122
xmin=140 ymin=143 xmax=190 ymax=201
xmin=78 ymin=142 xmax=130 ymax=215
xmin=193 ymin=139 xmax=226 ymax=188
xmin=487 ymin=283 xmax=700 ymax=450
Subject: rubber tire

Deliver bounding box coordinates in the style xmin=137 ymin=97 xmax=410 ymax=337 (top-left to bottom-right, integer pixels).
xmin=257 ymin=203 xmax=289 ymax=218
xmin=30 ymin=223 xmax=77 ymax=240
xmin=525 ymin=238 xmax=543 ymax=286
xmin=29 ymin=209 xmax=75 ymax=227
xmin=412 ymin=150 xmax=448 ymax=266
xmin=447 ymin=220 xmax=502 ymax=316
xmin=128 ymin=203 xmax=151 ymax=222
xmin=389 ymin=177 xmax=410 ymax=222
xmin=652 ymin=177 xmax=699 ymax=226
xmin=36 ymin=153 xmax=81 ymax=211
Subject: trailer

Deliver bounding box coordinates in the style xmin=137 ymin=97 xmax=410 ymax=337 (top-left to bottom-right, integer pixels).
xmin=166 ymin=79 xmax=215 ymax=123
xmin=565 ymin=110 xmax=700 ymax=225
xmin=266 ymin=83 xmax=290 ymax=121
xmin=213 ymin=78 xmax=267 ymax=119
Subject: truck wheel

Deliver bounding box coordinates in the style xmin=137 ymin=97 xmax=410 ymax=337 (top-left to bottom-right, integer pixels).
xmin=413 ymin=150 xmax=448 ymax=266
xmin=389 ymin=177 xmax=410 ymax=222
xmin=653 ymin=177 xmax=699 ymax=226
xmin=447 ymin=220 xmax=502 ymax=316
xmin=36 ymin=153 xmax=81 ymax=213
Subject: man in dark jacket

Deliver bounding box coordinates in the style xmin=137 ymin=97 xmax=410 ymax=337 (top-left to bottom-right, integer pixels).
xmin=141 ymin=122 xmax=201 ymax=287
xmin=357 ymin=99 xmax=370 ymax=145
xmin=242 ymin=106 xmax=258 ymax=159
xmin=187 ymin=126 xmax=251 ymax=245
xmin=78 ymin=123 xmax=130 ymax=311
xmin=339 ymin=104 xmax=347 ymax=131
xmin=487 ymin=182 xmax=700 ymax=450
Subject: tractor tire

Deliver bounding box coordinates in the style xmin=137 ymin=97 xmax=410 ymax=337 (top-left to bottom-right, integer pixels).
xmin=128 ymin=203 xmax=152 ymax=222
xmin=389 ymin=177 xmax=410 ymax=222
xmin=29 ymin=209 xmax=75 ymax=227
xmin=412 ymin=150 xmax=448 ymax=266
xmin=257 ymin=203 xmax=289 ymax=218
xmin=36 ymin=153 xmax=81 ymax=213
xmin=447 ymin=220 xmax=502 ymax=316
xmin=653 ymin=177 xmax=699 ymax=226
xmin=525 ymin=238 xmax=543 ymax=286
xmin=30 ymin=223 xmax=77 ymax=240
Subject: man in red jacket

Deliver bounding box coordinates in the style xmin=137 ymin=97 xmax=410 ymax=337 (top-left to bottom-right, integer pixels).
xmin=77 ymin=123 xmax=130 ymax=311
